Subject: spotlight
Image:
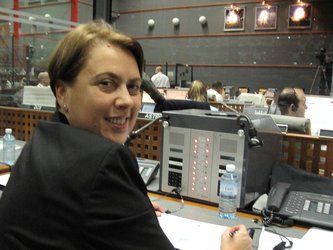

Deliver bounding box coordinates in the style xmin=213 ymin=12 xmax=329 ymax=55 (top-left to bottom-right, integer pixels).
xmin=148 ymin=19 xmax=155 ymax=28
xmin=172 ymin=17 xmax=180 ymax=26
xmin=198 ymin=16 xmax=207 ymax=25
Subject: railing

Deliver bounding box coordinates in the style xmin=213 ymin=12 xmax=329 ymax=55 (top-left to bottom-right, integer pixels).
xmin=281 ymin=133 xmax=333 ymax=178
xmin=209 ymin=102 xmax=244 ymax=112
xmin=0 ymin=106 xmax=53 ymax=141
xmin=1 ymin=106 xmax=332 ymax=178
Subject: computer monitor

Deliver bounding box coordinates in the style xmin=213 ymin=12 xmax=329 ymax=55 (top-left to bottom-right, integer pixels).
xmin=237 ymin=93 xmax=266 ymax=106
xmin=141 ymin=103 xmax=156 ymax=113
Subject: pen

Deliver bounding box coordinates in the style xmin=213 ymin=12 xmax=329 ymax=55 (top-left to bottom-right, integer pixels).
xmin=229 ymin=230 xmax=237 ymax=237
xmin=229 ymin=228 xmax=255 ymax=238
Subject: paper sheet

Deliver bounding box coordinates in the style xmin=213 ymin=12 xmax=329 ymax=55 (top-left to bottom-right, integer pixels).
xmin=258 ymin=227 xmax=302 ymax=250
xmin=158 ymin=213 xmax=225 ymax=250
xmin=296 ymin=227 xmax=333 ymax=250
xmin=0 ymin=173 xmax=10 ymax=186
xmin=0 ymin=140 xmax=22 ymax=150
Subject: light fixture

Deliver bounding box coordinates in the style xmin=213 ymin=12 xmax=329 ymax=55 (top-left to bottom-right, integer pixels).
xmin=147 ymin=19 xmax=155 ymax=28
xmin=172 ymin=17 xmax=180 ymax=26
xmin=198 ymin=16 xmax=207 ymax=25
xmin=44 ymin=13 xmax=51 ymax=18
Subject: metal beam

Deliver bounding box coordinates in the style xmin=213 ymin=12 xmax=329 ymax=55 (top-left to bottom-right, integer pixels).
xmin=93 ymin=0 xmax=112 ymax=23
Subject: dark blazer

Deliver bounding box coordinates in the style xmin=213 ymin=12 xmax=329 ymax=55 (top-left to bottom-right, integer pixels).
xmin=0 ymin=112 xmax=174 ymax=250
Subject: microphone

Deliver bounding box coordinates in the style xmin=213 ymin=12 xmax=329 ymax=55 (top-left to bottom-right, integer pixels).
xmin=124 ymin=115 xmax=169 ymax=146
xmin=237 ymin=114 xmax=264 ymax=148
xmin=210 ymin=100 xmax=264 ymax=148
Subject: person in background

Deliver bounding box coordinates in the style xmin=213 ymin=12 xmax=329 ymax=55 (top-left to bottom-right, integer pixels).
xmin=0 ymin=20 xmax=252 ymax=250
xmin=277 ymin=87 xmax=307 ymax=117
xmin=186 ymin=79 xmax=208 ymax=102
xmin=151 ymin=66 xmax=170 ymax=88
xmin=207 ymin=80 xmax=225 ymax=103
xmin=36 ymin=71 xmax=50 ymax=87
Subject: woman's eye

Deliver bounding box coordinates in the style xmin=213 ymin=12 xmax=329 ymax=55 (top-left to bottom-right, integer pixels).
xmin=128 ymin=84 xmax=141 ymax=95
xmin=99 ymin=79 xmax=116 ymax=89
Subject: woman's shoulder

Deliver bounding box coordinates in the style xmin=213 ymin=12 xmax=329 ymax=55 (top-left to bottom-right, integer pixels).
xmin=35 ymin=120 xmax=127 ymax=156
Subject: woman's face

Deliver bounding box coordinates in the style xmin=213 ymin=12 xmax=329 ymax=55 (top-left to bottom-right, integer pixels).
xmin=57 ymin=43 xmax=142 ymax=144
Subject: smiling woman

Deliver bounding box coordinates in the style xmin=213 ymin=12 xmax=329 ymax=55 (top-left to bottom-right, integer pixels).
xmin=0 ymin=20 xmax=177 ymax=250
xmin=0 ymin=19 xmax=252 ymax=250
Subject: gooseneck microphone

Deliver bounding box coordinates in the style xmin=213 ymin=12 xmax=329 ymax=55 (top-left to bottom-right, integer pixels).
xmin=124 ymin=115 xmax=169 ymax=147
xmin=237 ymin=114 xmax=264 ymax=148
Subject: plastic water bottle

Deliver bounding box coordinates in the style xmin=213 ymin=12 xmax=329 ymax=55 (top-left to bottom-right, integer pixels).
xmin=3 ymin=128 xmax=16 ymax=166
xmin=219 ymin=164 xmax=238 ymax=219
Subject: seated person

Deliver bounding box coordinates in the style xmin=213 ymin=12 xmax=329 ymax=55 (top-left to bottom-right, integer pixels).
xmin=186 ymin=80 xmax=208 ymax=102
xmin=0 ymin=20 xmax=252 ymax=250
xmin=277 ymin=87 xmax=307 ymax=118
xmin=207 ymin=80 xmax=225 ymax=103
xmin=141 ymin=77 xmax=210 ymax=112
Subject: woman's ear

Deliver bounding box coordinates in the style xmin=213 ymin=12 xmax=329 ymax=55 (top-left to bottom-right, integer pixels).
xmin=55 ymin=80 xmax=67 ymax=108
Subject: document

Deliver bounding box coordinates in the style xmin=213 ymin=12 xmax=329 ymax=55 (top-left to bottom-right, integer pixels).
xmin=158 ymin=213 xmax=225 ymax=250
xmin=0 ymin=140 xmax=22 ymax=150
xmin=296 ymin=227 xmax=333 ymax=250
xmin=0 ymin=173 xmax=10 ymax=186
xmin=258 ymin=227 xmax=302 ymax=250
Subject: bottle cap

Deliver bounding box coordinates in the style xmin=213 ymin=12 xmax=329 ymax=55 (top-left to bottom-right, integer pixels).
xmin=5 ymin=128 xmax=12 ymax=134
xmin=226 ymin=164 xmax=235 ymax=172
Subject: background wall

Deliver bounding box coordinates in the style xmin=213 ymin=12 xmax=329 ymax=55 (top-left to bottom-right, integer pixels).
xmin=113 ymin=0 xmax=333 ymax=94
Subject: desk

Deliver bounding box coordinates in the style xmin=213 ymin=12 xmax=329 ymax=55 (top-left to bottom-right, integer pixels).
xmin=148 ymin=192 xmax=307 ymax=250
xmin=147 ymin=171 xmax=308 ymax=250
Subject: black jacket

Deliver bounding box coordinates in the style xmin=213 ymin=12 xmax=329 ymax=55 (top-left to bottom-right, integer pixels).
xmin=0 ymin=111 xmax=174 ymax=250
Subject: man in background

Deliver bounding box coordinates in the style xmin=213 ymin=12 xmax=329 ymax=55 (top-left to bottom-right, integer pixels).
xmin=207 ymin=81 xmax=224 ymax=103
xmin=37 ymin=72 xmax=50 ymax=87
xmin=277 ymin=87 xmax=307 ymax=117
xmin=151 ymin=66 xmax=170 ymax=88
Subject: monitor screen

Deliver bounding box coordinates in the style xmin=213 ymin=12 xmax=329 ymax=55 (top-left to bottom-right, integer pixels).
xmin=141 ymin=103 xmax=156 ymax=113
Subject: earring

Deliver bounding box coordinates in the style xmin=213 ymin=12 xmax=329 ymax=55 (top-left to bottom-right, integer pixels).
xmin=63 ymin=104 xmax=69 ymax=113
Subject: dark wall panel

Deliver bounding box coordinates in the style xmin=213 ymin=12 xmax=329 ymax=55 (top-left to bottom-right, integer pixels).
xmin=113 ymin=0 xmax=333 ymax=94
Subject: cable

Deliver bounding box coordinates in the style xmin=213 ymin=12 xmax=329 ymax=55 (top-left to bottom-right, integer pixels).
xmin=247 ymin=226 xmax=293 ymax=249
xmin=261 ymin=209 xmax=294 ymax=228
xmin=165 ymin=187 xmax=184 ymax=214
xmin=151 ymin=187 xmax=184 ymax=214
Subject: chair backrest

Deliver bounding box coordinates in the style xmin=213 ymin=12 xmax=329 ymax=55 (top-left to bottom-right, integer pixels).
xmin=268 ymin=114 xmax=311 ymax=134
xmin=154 ymin=99 xmax=210 ymax=112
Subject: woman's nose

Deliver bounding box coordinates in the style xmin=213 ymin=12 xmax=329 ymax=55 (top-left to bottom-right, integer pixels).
xmin=116 ymin=86 xmax=134 ymax=107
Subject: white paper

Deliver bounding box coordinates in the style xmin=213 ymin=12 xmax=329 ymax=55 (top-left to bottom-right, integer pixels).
xmin=295 ymin=227 xmax=333 ymax=250
xmin=158 ymin=213 xmax=225 ymax=250
xmin=0 ymin=140 xmax=22 ymax=150
xmin=0 ymin=173 xmax=10 ymax=186
xmin=258 ymin=227 xmax=303 ymax=250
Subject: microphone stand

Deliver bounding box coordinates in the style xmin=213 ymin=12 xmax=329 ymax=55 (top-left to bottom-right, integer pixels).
xmin=124 ymin=115 xmax=167 ymax=147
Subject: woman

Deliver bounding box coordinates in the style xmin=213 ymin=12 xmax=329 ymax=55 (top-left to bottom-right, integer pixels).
xmin=186 ymin=79 xmax=208 ymax=102
xmin=0 ymin=20 xmax=251 ymax=250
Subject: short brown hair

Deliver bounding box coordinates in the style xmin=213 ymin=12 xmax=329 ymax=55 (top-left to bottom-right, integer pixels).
xmin=48 ymin=19 xmax=144 ymax=107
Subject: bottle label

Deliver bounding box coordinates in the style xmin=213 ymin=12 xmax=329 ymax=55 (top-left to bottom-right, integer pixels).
xmin=220 ymin=184 xmax=237 ymax=196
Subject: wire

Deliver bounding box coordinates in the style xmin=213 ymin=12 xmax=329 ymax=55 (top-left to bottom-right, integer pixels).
xmin=248 ymin=226 xmax=293 ymax=249
xmin=261 ymin=209 xmax=294 ymax=228
xmin=151 ymin=187 xmax=184 ymax=214
xmin=165 ymin=188 xmax=184 ymax=214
